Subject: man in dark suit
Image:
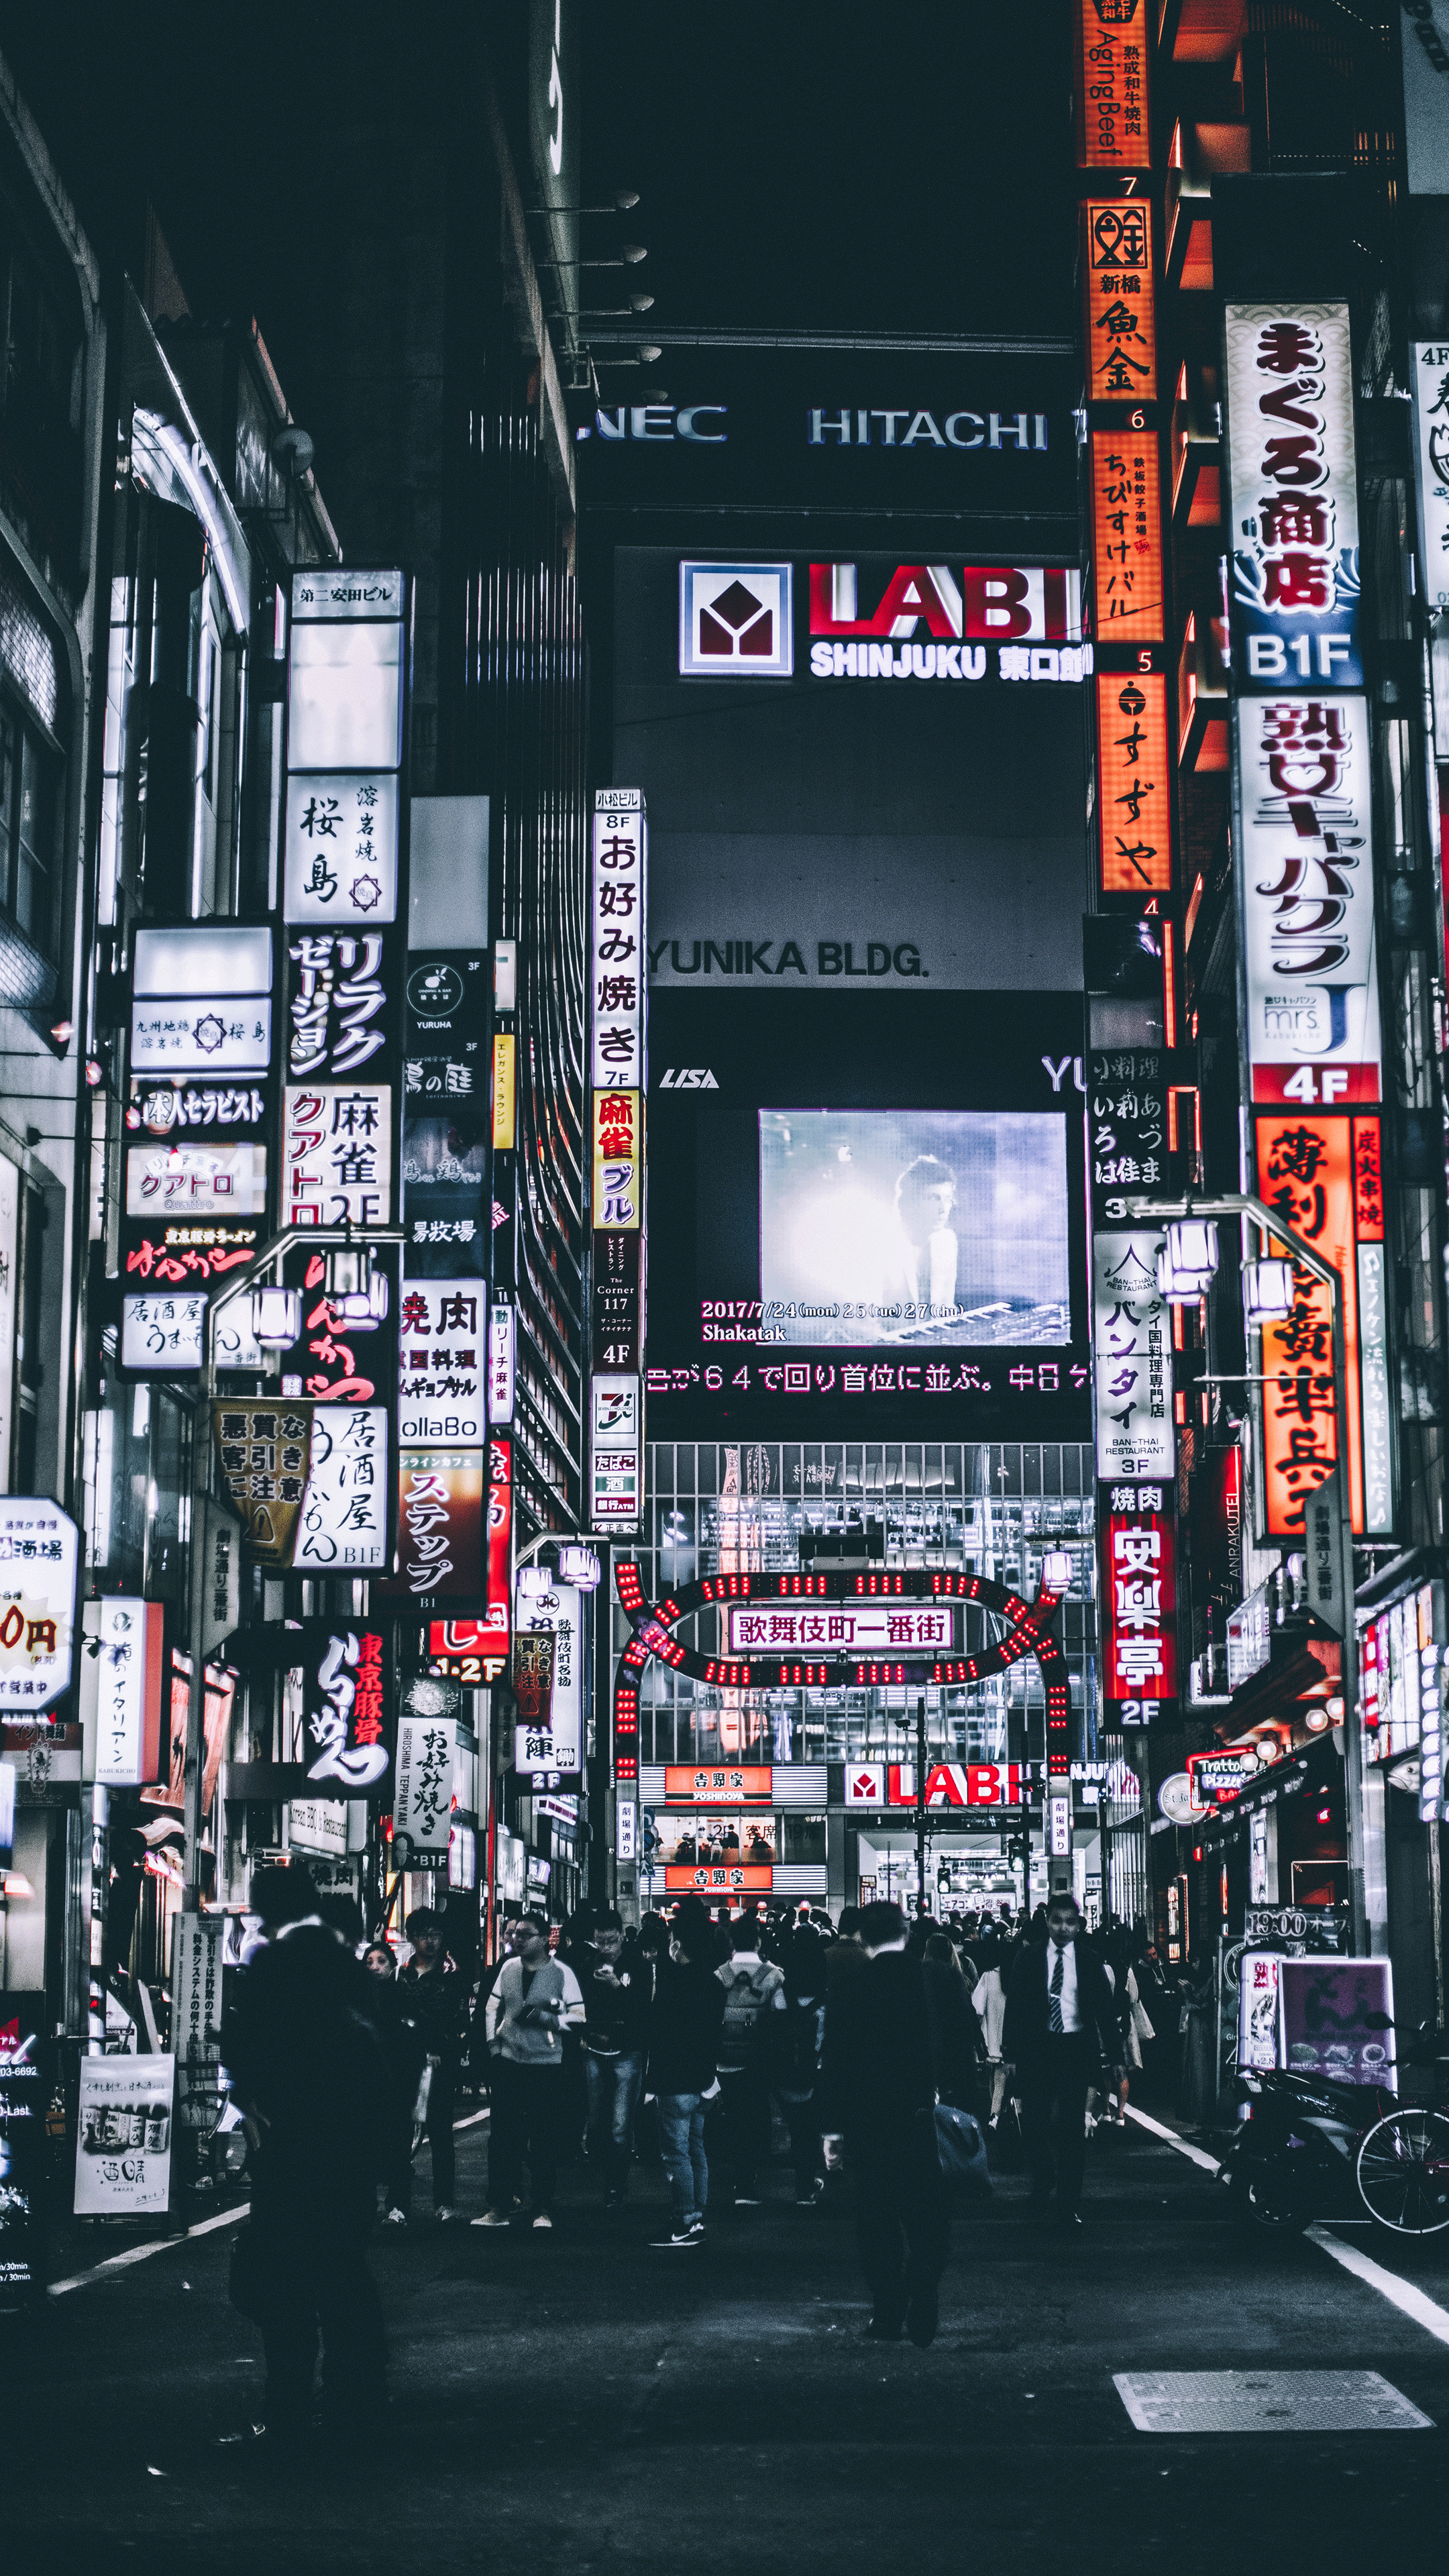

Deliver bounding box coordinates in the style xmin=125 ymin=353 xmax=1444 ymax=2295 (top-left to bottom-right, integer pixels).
xmin=1002 ymin=1892 xmax=1125 ymax=2228
xmin=818 ymin=1900 xmax=948 ymax=2347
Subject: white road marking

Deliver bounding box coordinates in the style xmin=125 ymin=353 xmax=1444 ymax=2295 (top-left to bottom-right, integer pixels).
xmin=49 ymin=2200 xmax=252 ymax=2296
xmin=1123 ymin=2102 xmax=1222 ymax=2172
xmin=1124 ymin=2096 xmax=1449 ymax=2351
xmin=48 ymin=2106 xmax=491 ymax=2296
xmin=1305 ymin=2224 xmax=1449 ymax=2351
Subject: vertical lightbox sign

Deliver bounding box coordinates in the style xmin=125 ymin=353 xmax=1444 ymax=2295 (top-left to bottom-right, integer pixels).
xmin=589 ymin=789 xmax=647 ymax=1531
xmin=1221 ymin=304 xmax=1388 ymax=1538
xmin=281 ymin=568 xmax=411 ymax=1570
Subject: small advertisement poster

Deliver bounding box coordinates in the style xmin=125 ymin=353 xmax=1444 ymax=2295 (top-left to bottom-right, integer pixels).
xmin=1236 ymin=1951 xmax=1284 ymax=2073
xmin=74 ymin=2054 xmax=176 ymax=2214
xmin=0 ymin=1995 xmax=46 ymax=2304
xmin=1278 ymin=1958 xmax=1395 ymax=2090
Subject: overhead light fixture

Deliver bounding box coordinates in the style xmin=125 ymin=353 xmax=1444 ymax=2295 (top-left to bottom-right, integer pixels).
xmin=325 ymin=1248 xmax=368 ymax=1300
xmin=251 ymin=1284 xmax=302 ymax=1348
xmin=525 ymin=190 xmax=641 ymax=214
xmin=557 ymin=1544 xmax=602 ymax=1591
xmin=1040 ymin=1550 xmax=1072 ymax=1593
xmin=1242 ymin=1257 xmax=1295 ymax=1327
xmin=1304 ymin=1705 xmax=1330 ymax=1733
xmin=517 ymin=1565 xmax=554 ymax=1601
xmin=1167 ymin=1219 xmax=1219 ymax=1280
xmin=1157 ymin=1246 xmax=1212 ymax=1305
xmin=50 ymin=1020 xmax=73 ymax=1046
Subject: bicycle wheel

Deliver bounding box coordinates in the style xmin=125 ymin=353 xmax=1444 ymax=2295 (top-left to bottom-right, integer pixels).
xmin=1356 ymin=2108 xmax=1449 ymax=2235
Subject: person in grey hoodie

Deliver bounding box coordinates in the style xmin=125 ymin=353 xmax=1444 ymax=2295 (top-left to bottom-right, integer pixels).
xmin=473 ymin=1916 xmax=584 ymax=2231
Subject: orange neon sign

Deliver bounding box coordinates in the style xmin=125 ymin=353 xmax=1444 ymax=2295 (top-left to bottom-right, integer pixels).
xmin=1074 ymin=0 xmax=1151 ymax=171
xmin=1091 ymin=433 xmax=1164 ymax=642
xmin=1254 ymin=1114 xmax=1372 ymax=1536
xmin=1082 ymin=199 xmax=1157 ymax=406
xmin=1095 ymin=671 xmax=1171 ymax=891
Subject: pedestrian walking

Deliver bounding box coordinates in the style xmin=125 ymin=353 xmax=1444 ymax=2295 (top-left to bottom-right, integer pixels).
xmin=398 ymin=1909 xmax=472 ymax=2222
xmin=711 ymin=1914 xmax=786 ymax=2206
xmin=970 ymin=1951 xmax=1011 ymax=2128
xmin=474 ymin=1913 xmax=584 ymax=2230
xmin=1002 ymin=1890 xmax=1126 ymax=2228
xmin=225 ymin=1915 xmax=390 ymax=2449
xmin=359 ymin=1941 xmax=425 ymax=2226
xmin=581 ymin=1907 xmax=651 ymax=2205
xmin=817 ymin=1900 xmax=948 ymax=2347
xmin=922 ymin=1932 xmax=981 ymax=2111
xmin=647 ymin=1900 xmax=724 ymax=2245
xmin=769 ymin=1943 xmax=826 ymax=2206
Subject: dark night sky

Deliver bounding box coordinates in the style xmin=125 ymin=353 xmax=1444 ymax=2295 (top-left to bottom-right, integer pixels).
xmin=2 ymin=2 xmax=1077 ymax=462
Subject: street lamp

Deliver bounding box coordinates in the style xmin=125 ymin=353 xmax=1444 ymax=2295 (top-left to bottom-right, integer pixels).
xmin=1125 ymin=1188 xmax=1366 ymax=1955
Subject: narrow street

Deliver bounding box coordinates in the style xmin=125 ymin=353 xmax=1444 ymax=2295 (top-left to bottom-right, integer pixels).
xmin=21 ymin=2109 xmax=1449 ymax=2571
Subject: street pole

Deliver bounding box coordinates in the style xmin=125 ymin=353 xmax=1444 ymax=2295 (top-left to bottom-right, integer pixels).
xmin=1126 ymin=1189 xmax=1367 ymax=1956
xmin=915 ymin=1693 xmax=928 ymax=1918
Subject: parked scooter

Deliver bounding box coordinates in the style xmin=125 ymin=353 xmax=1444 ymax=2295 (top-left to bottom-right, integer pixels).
xmin=1221 ymin=2014 xmax=1449 ymax=2236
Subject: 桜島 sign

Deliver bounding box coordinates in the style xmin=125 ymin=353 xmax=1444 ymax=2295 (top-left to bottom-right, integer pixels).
xmin=284 ymin=773 xmax=398 ymax=924
xmin=1224 ymin=304 xmax=1362 ymax=692
xmin=0 ymin=1501 xmax=77 ymax=1710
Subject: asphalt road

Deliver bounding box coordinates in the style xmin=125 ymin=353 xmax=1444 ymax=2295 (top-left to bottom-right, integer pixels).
xmin=13 ymin=2102 xmax=1449 ymax=2572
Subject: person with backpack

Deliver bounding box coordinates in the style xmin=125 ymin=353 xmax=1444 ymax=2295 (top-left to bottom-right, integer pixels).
xmin=710 ymin=1915 xmax=786 ymax=2206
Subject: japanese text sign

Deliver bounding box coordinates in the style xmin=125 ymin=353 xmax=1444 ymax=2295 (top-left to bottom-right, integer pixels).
xmin=294 ymin=1404 xmax=389 ymax=1570
xmin=1100 ymin=1500 xmax=1177 ymax=1725
xmin=1095 ymin=675 xmax=1171 ymax=892
xmin=1074 ymin=0 xmax=1150 ymax=169
xmin=1082 ymin=199 xmax=1156 ymax=406
xmin=1236 ymin=694 xmax=1380 ymax=1104
xmin=1090 ymin=433 xmax=1163 ymax=641
xmin=1224 ymin=304 xmax=1362 ymax=692
xmin=1254 ymin=1112 xmax=1392 ymax=1536
xmin=0 ymin=1501 xmax=76 ymax=1710
xmin=592 ymin=790 xmax=646 ymax=1092
xmin=394 ymin=1715 xmax=458 ymax=1854
xmin=1092 ymin=1233 xmax=1175 ymax=1480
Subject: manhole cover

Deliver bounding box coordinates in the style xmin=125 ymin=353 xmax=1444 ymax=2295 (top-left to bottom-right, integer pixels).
xmin=1114 ymin=2371 xmax=1433 ymax=2433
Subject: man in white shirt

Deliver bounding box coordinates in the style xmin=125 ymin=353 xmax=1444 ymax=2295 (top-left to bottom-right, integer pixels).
xmin=1002 ymin=1894 xmax=1125 ymax=2228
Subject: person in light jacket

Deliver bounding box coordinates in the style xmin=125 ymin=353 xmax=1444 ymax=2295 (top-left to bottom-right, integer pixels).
xmin=473 ymin=1916 xmax=584 ymax=2232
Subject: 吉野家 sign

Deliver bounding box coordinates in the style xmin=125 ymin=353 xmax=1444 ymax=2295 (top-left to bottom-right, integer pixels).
xmin=0 ymin=1501 xmax=77 ymax=1710
xmin=664 ymin=1765 xmax=772 ymax=1805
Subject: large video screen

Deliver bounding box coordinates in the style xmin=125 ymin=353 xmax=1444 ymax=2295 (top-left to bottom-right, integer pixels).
xmin=758 ymin=1109 xmax=1069 ymax=1346
xmin=645 ymin=987 xmax=1090 ymax=1439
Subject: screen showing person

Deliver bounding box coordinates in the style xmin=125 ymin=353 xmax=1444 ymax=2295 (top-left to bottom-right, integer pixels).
xmin=757 ymin=1108 xmax=1070 ymax=1346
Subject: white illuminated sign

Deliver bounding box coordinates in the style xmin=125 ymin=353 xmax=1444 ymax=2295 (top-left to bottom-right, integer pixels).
xmin=284 ymin=1084 xmax=392 ymax=1228
xmin=125 ymin=1142 xmax=267 ymax=1218
xmin=487 ymin=1299 xmax=516 ymax=1427
xmin=1091 ymin=1231 xmax=1175 ymax=1481
xmin=286 ymin=617 xmax=404 ymax=771
xmin=294 ymin=1405 xmax=389 ymax=1570
xmin=0 ymin=1500 xmax=78 ymax=1710
xmin=122 ymin=1292 xmax=209 ymax=1374
xmin=398 ymin=1279 xmax=484 ymax=1444
xmin=727 ymin=1603 xmax=955 ymax=1654
xmin=679 ymin=562 xmax=793 ymax=678
xmin=1236 ymin=693 xmax=1381 ymax=1105
xmin=284 ymin=771 xmax=399 ymax=925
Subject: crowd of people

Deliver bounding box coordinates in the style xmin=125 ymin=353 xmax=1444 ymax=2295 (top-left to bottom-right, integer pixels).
xmin=219 ymin=1869 xmax=1182 ymax=2445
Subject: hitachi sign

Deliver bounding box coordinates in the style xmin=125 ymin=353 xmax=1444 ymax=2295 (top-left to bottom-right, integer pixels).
xmin=810 ymin=562 xmax=1080 ymax=642
xmin=806 ymin=409 xmax=1049 ymax=449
